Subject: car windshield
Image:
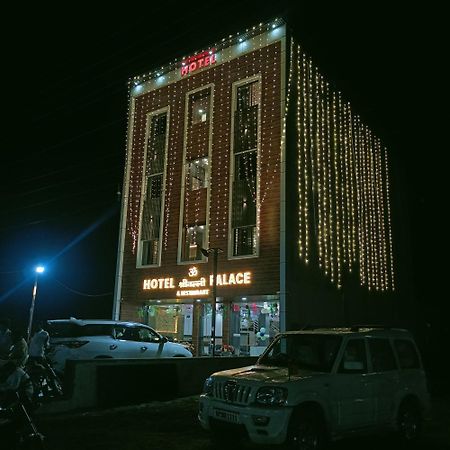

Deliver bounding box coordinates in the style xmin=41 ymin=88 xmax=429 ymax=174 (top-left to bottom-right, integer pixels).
xmin=258 ymin=334 xmax=342 ymax=372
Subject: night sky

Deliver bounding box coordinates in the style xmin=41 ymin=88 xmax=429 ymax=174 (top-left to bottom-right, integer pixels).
xmin=0 ymin=2 xmax=444 ymax=335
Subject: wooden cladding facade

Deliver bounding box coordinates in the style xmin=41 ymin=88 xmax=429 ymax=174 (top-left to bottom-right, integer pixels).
xmin=120 ymin=41 xmax=283 ymax=318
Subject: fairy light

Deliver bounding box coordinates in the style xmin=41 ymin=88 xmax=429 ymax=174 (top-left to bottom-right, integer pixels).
xmin=338 ymin=94 xmax=347 ymax=269
xmin=367 ymin=130 xmax=378 ymax=290
xmin=374 ymin=138 xmax=386 ymax=290
xmin=325 ymin=82 xmax=335 ymax=283
xmin=357 ymin=116 xmax=367 ymax=286
xmin=121 ymin=21 xmax=397 ymax=301
xmin=296 ymin=48 xmax=304 ymax=259
xmin=384 ymin=147 xmax=395 ymax=290
xmin=346 ymin=102 xmax=357 ymax=268
xmin=320 ymin=77 xmax=328 ymax=274
xmin=315 ymin=68 xmax=323 ymax=268
xmin=332 ymin=91 xmax=342 ymax=288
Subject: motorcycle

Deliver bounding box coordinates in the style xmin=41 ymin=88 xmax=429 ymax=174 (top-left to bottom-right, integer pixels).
xmin=0 ymin=364 xmax=46 ymax=449
xmin=25 ymin=357 xmax=63 ymax=402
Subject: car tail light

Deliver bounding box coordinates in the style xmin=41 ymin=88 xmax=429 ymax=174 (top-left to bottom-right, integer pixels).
xmin=62 ymin=340 xmax=90 ymax=348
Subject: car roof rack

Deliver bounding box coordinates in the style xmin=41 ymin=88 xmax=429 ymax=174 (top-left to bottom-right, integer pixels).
xmin=349 ymin=325 xmax=389 ymax=332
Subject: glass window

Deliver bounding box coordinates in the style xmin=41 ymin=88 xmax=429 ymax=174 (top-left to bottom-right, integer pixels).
xmin=141 ymin=239 xmax=159 ymax=265
xmin=78 ymin=325 xmax=114 ymax=337
xmin=236 ymin=81 xmax=260 ymax=110
xmin=190 ymin=89 xmax=210 ymax=125
xmin=235 ymin=151 xmax=257 ymax=181
xmin=137 ymin=327 xmax=159 ymax=342
xmin=181 ymin=225 xmax=205 ymax=261
xmin=150 ymin=174 xmax=162 ymax=198
xmin=338 ymin=339 xmax=367 ymax=374
xmin=143 ymin=304 xmax=194 ymax=353
xmin=368 ymin=338 xmax=397 ymax=372
xmin=233 ymin=226 xmax=256 ymax=256
xmin=139 ymin=111 xmax=168 ymax=267
xmin=187 ymin=158 xmax=208 ymax=190
xmin=394 ymin=339 xmax=420 ymax=369
xmin=231 ymin=80 xmax=259 ymax=257
xmin=259 ymin=334 xmax=342 ymax=372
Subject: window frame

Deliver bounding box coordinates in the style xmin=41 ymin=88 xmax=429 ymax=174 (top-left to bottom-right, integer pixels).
xmin=137 ymin=107 xmax=170 ymax=268
xmin=177 ymin=84 xmax=214 ymax=265
xmin=367 ymin=337 xmax=398 ymax=373
xmin=228 ymin=75 xmax=262 ymax=260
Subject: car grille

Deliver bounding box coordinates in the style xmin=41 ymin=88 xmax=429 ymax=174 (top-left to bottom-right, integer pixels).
xmin=213 ymin=380 xmax=252 ymax=405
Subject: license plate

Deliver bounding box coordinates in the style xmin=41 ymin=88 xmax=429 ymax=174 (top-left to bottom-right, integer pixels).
xmin=214 ymin=408 xmax=239 ymax=423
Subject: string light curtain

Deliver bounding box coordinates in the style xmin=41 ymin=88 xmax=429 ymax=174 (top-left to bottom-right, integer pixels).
xmin=291 ymin=43 xmax=395 ymax=291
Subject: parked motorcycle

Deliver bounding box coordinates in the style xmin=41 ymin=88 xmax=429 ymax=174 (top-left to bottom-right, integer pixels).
xmin=26 ymin=357 xmax=63 ymax=402
xmin=0 ymin=363 xmax=46 ymax=449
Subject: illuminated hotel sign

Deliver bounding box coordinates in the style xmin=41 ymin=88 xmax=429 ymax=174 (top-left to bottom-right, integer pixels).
xmin=143 ymin=266 xmax=251 ymax=297
xmin=181 ymin=50 xmax=216 ymax=77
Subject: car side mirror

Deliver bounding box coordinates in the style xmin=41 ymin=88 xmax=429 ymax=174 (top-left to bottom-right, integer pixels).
xmin=343 ymin=361 xmax=364 ymax=371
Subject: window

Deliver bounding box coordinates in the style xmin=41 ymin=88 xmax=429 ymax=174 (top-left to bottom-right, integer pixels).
xmin=394 ymin=339 xmax=420 ymax=369
xmin=139 ymin=111 xmax=168 ymax=266
xmin=186 ymin=158 xmax=208 ymax=190
xmin=181 ymin=225 xmax=205 ymax=261
xmin=190 ymin=89 xmax=210 ymax=125
xmin=233 ymin=226 xmax=256 ymax=256
xmin=149 ymin=174 xmax=162 ymax=198
xmin=260 ymin=334 xmax=341 ymax=373
xmin=368 ymin=338 xmax=397 ymax=372
xmin=338 ymin=339 xmax=367 ymax=374
xmin=141 ymin=240 xmax=159 ymax=266
xmin=231 ymin=79 xmax=260 ymax=257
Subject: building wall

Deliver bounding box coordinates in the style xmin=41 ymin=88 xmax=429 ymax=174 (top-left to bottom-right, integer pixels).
xmin=120 ymin=41 xmax=283 ymax=319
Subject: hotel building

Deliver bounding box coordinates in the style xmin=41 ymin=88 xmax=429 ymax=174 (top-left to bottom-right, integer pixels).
xmin=113 ymin=18 xmax=400 ymax=356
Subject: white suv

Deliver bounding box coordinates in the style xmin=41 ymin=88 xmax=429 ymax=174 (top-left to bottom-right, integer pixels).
xmin=199 ymin=327 xmax=430 ymax=448
xmin=46 ymin=318 xmax=192 ymax=373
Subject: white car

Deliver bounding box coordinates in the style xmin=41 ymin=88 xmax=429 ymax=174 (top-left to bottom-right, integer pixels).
xmin=46 ymin=318 xmax=192 ymax=373
xmin=199 ymin=327 xmax=431 ymax=449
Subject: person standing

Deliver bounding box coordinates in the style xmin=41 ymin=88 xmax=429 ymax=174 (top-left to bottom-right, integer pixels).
xmin=0 ymin=319 xmax=13 ymax=360
xmin=28 ymin=322 xmax=50 ymax=364
xmin=8 ymin=329 xmax=28 ymax=369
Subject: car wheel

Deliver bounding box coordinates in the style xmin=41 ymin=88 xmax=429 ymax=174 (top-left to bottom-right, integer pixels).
xmin=288 ymin=408 xmax=326 ymax=450
xmin=397 ymin=399 xmax=422 ymax=442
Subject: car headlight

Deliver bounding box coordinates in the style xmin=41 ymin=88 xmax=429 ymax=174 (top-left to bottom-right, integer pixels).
xmin=255 ymin=386 xmax=287 ymax=406
xmin=202 ymin=377 xmax=214 ymax=395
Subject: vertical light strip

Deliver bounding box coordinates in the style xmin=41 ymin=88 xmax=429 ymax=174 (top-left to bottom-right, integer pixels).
xmin=315 ymin=69 xmax=323 ymax=268
xmin=354 ymin=115 xmax=366 ymax=286
xmin=384 ymin=147 xmax=395 ymax=290
xmin=338 ymin=94 xmax=348 ymax=269
xmin=326 ymin=83 xmax=335 ymax=284
xmin=343 ymin=101 xmax=352 ymax=268
xmin=296 ymin=47 xmax=304 ymax=260
xmin=320 ymin=77 xmax=328 ymax=275
xmin=332 ymin=92 xmax=341 ymax=287
xmin=375 ymin=138 xmax=387 ymax=290
xmin=347 ymin=103 xmax=357 ymax=268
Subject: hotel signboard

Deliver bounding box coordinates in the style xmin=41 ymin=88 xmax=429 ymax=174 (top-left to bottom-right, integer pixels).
xmin=181 ymin=50 xmax=216 ymax=77
xmin=143 ymin=266 xmax=251 ymax=298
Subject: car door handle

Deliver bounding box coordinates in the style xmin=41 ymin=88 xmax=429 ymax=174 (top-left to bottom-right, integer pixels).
xmin=141 ymin=346 xmax=147 ymax=352
xmin=110 ymin=344 xmax=117 ymax=350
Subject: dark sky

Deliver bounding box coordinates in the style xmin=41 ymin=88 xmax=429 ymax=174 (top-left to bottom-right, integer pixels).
xmin=0 ymin=2 xmax=444 ymax=329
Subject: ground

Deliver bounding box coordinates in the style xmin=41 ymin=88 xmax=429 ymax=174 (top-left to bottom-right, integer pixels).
xmin=36 ymin=395 xmax=450 ymax=450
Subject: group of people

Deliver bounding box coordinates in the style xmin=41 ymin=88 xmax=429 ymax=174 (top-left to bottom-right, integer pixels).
xmin=0 ymin=320 xmax=49 ymax=400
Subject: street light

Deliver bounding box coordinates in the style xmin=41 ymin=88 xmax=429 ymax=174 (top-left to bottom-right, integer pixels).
xmin=200 ymin=247 xmax=223 ymax=356
xmin=27 ymin=266 xmax=45 ymax=343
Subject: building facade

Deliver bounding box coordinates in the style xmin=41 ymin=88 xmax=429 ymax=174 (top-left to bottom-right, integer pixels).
xmin=113 ymin=19 xmax=397 ymax=357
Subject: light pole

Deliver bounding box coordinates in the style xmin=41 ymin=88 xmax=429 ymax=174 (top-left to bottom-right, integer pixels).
xmin=200 ymin=247 xmax=223 ymax=356
xmin=27 ymin=266 xmax=45 ymax=343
